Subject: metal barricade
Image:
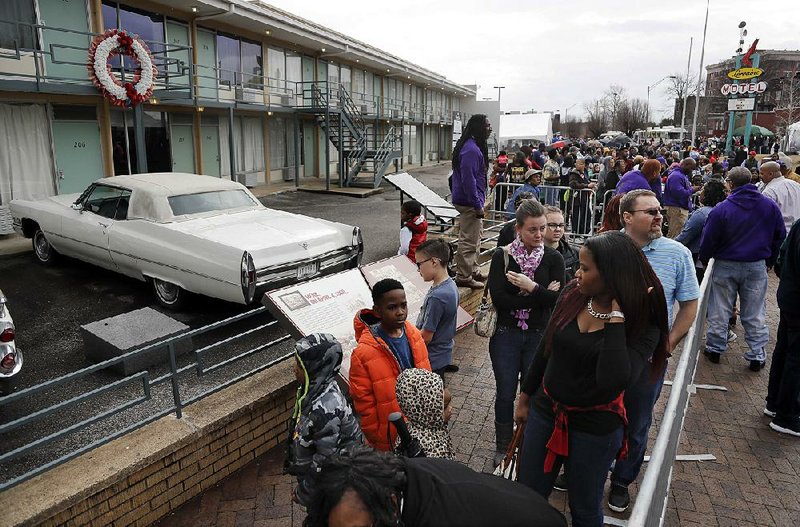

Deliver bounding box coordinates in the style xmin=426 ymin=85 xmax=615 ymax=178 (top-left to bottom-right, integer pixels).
xmin=486 ymin=182 xmax=598 ymax=243
xmin=0 ymin=307 xmax=292 ymax=491
xmin=597 ymin=189 xmax=616 ymax=228
xmin=627 ymin=259 xmax=716 ymax=527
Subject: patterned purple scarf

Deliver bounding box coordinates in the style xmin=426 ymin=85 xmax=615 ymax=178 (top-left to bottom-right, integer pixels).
xmin=508 ymin=236 xmax=544 ymax=330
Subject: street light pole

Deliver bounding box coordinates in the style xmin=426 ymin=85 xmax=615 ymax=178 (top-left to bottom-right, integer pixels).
xmin=565 ymin=102 xmax=578 ymax=122
xmin=493 ymin=85 xmax=505 ymax=107
xmin=647 ymin=75 xmax=677 ymax=124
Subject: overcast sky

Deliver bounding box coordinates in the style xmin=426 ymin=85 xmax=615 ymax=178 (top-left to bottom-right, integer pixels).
xmin=265 ymin=0 xmax=799 ymax=121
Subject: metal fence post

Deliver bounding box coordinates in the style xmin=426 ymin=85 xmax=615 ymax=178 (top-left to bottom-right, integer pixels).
xmin=168 ymin=342 xmax=183 ymax=418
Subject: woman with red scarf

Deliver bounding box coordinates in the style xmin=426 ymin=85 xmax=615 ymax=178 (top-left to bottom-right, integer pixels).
xmin=514 ymin=231 xmax=668 ymax=527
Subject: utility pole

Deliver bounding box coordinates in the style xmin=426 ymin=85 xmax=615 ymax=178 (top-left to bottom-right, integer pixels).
xmin=679 ymin=37 xmax=693 ymax=142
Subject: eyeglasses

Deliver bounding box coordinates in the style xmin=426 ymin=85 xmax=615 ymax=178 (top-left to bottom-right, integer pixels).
xmin=630 ymin=209 xmax=663 ymax=217
xmin=415 ymin=258 xmax=433 ymax=269
xmin=546 ymin=223 xmax=566 ymax=229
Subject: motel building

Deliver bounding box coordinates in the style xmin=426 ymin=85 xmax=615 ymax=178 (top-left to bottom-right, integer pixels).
xmin=0 ymin=0 xmax=478 ymax=234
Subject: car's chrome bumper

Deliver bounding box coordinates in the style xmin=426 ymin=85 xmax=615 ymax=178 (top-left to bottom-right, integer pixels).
xmin=253 ymin=247 xmax=361 ymax=301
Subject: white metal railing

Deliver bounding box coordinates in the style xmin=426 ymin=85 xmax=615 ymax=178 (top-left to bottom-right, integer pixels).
xmin=627 ymin=259 xmax=715 ymax=526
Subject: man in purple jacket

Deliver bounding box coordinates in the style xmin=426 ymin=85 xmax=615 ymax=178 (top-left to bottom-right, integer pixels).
xmin=450 ymin=114 xmax=492 ymax=289
xmin=700 ymin=167 xmax=787 ymax=371
xmin=664 ymin=158 xmax=699 ymax=238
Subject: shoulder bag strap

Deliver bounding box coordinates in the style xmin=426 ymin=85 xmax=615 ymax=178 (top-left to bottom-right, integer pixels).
xmin=481 ymin=246 xmax=511 ymax=302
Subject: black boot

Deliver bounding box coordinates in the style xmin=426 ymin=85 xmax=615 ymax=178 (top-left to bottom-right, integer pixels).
xmin=494 ymin=421 xmax=514 ymax=467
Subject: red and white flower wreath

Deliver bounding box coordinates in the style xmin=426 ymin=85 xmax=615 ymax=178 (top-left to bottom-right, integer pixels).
xmin=88 ymin=29 xmax=157 ymax=107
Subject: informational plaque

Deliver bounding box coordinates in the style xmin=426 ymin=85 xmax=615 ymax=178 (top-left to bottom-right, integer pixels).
xmin=360 ymin=255 xmax=474 ymax=330
xmin=263 ymin=268 xmax=373 ymax=379
xmin=727 ymin=97 xmax=756 ymax=111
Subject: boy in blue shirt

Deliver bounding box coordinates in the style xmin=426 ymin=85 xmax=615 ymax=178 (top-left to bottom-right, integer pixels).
xmin=414 ymin=239 xmax=460 ymax=378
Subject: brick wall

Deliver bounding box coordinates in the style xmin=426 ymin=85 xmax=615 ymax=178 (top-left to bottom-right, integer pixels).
xmin=0 ymin=360 xmax=297 ymax=527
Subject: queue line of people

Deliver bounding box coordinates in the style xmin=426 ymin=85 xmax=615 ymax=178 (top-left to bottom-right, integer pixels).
xmin=283 ymin=115 xmax=799 ymax=527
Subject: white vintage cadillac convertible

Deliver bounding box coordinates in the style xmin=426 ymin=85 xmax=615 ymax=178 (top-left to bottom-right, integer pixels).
xmin=10 ymin=173 xmax=363 ymax=308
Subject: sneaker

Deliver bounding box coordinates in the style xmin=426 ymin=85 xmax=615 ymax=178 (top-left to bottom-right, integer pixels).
xmin=552 ymin=472 xmax=568 ymax=492
xmin=703 ymin=349 xmax=721 ymax=364
xmin=749 ymin=360 xmax=766 ymax=372
xmin=443 ymin=364 xmax=460 ymax=373
xmin=769 ymin=418 xmax=800 ymax=437
xmin=727 ymin=329 xmax=738 ymax=342
xmin=608 ymin=483 xmax=630 ymax=513
xmin=763 ymin=405 xmax=777 ymax=418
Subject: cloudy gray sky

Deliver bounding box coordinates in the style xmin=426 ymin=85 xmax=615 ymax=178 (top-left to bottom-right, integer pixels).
xmin=265 ymin=0 xmax=799 ymax=120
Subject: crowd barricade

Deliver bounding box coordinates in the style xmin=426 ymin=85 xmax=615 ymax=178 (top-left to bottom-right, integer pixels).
xmin=486 ymin=182 xmax=598 ymax=244
xmin=627 ymin=259 xmax=716 ymax=526
xmin=597 ymin=189 xmax=616 ymax=228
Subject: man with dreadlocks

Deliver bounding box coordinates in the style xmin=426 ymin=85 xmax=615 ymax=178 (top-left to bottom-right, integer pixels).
xmin=450 ymin=113 xmax=493 ymax=289
xmin=285 ymin=334 xmax=363 ymax=507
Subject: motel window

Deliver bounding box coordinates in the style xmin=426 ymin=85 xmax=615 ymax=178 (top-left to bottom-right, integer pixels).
xmin=0 ymin=0 xmax=37 ymax=50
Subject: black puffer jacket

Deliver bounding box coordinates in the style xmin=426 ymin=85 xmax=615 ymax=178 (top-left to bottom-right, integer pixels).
xmin=557 ymin=238 xmax=580 ymax=282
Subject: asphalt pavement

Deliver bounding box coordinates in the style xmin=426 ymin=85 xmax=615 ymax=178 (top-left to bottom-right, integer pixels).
xmin=0 ymin=162 xmax=453 ymax=486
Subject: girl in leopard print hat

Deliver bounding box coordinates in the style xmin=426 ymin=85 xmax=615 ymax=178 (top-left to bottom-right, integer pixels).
xmin=395 ymin=368 xmax=455 ymax=460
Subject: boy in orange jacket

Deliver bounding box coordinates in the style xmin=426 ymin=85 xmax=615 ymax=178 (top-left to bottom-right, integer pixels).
xmin=349 ymin=279 xmax=431 ymax=451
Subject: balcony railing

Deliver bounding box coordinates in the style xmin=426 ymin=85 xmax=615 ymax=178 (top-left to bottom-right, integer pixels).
xmin=0 ymin=19 xmax=192 ymax=97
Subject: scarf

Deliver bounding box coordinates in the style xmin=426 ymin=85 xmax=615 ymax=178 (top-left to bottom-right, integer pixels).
xmin=508 ymin=236 xmax=544 ymax=330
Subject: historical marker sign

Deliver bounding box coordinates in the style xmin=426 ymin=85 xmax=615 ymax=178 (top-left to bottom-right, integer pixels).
xmin=263 ymin=268 xmax=373 ymax=379
xmin=360 ymin=255 xmax=474 ymax=331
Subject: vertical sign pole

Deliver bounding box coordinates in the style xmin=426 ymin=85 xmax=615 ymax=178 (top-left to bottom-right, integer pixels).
xmin=742 ymin=53 xmax=760 ymax=149
xmin=724 ymin=53 xmax=742 ymax=153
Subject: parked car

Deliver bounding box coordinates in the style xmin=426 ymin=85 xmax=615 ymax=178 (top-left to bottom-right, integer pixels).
xmin=0 ymin=289 xmax=22 ymax=395
xmin=10 ymin=173 xmax=363 ymax=309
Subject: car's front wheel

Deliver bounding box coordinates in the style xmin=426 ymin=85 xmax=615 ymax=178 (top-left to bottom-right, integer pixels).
xmin=152 ymin=278 xmax=186 ymax=310
xmin=32 ymin=228 xmax=58 ymax=265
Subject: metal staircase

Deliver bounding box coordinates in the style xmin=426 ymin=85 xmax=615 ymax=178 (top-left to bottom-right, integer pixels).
xmin=297 ymin=82 xmax=401 ymax=188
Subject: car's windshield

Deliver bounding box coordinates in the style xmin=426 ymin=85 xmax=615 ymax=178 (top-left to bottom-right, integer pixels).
xmin=168 ymin=190 xmax=257 ymax=216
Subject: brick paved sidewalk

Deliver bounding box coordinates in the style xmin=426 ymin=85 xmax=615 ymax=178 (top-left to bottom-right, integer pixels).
xmin=158 ymin=273 xmax=799 ymax=527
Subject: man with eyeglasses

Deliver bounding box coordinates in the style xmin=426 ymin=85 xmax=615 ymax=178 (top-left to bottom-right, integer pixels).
xmin=603 ymin=189 xmax=699 ymax=512
xmin=699 ymin=167 xmax=786 ymax=372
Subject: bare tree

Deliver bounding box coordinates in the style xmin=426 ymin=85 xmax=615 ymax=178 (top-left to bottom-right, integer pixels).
xmin=665 ymin=73 xmax=699 ymax=101
xmin=616 ymin=98 xmax=649 ymax=136
xmin=774 ymin=68 xmax=800 ymax=150
xmin=602 ymin=85 xmax=626 ymax=129
xmin=585 ymin=99 xmax=608 ymax=138
xmin=562 ymin=117 xmax=583 ymax=138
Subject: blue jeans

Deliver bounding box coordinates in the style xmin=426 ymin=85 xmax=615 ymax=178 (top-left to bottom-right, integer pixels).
xmin=610 ymin=363 xmax=666 ymax=486
xmin=519 ymin=408 xmax=623 ymax=527
xmin=489 ymin=325 xmax=542 ymax=425
xmin=706 ymin=259 xmax=769 ymax=361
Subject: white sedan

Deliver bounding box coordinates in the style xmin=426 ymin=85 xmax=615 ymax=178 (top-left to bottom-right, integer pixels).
xmin=0 ymin=289 xmax=22 ymax=395
xmin=10 ymin=173 xmax=363 ymax=308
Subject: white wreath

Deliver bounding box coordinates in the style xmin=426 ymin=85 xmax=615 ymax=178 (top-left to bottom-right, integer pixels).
xmin=90 ymin=32 xmax=155 ymax=106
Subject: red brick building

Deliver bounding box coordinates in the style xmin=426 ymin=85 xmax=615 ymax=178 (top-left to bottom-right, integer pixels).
xmin=704 ymin=50 xmax=800 ymax=142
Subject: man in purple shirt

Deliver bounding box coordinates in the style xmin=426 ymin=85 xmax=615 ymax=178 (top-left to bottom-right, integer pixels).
xmin=450 ymin=114 xmax=492 ymax=289
xmin=699 ymin=167 xmax=786 ymax=371
xmin=663 ymin=158 xmax=699 ymax=238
